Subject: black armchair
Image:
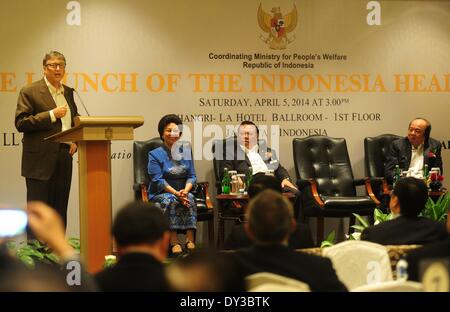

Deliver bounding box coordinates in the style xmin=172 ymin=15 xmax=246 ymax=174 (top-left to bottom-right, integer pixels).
xmin=293 ymin=136 xmax=379 ymax=243
xmin=133 ymin=137 xmax=215 ymax=246
xmin=212 ymin=137 xmax=236 ymax=195
xmin=364 ymin=134 xmax=401 ymax=210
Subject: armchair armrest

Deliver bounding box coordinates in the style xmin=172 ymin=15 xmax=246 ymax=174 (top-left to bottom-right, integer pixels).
xmin=381 ymin=179 xmax=390 ymax=195
xmin=297 ymin=178 xmax=324 ymax=207
xmin=355 ymin=177 xmax=390 ymax=197
xmin=357 ymin=177 xmax=381 ymax=206
xmin=197 ymin=181 xmax=214 ymax=210
xmin=140 ymin=183 xmax=149 ymax=202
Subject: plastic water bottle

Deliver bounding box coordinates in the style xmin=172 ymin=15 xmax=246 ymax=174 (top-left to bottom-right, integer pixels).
xmin=396 ymin=259 xmax=408 ymax=281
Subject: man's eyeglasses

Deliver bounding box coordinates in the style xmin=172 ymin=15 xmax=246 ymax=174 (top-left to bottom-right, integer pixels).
xmin=45 ymin=63 xmax=66 ymax=69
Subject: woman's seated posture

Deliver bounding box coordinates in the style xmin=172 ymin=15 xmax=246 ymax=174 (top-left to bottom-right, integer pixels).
xmin=147 ymin=114 xmax=197 ymax=254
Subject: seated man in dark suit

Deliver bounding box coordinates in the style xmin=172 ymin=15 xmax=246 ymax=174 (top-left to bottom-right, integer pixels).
xmin=385 ymin=117 xmax=442 ymax=183
xmin=406 ymin=213 xmax=450 ymax=282
xmin=224 ymin=174 xmax=315 ymax=249
xmin=223 ymin=120 xmax=300 ymax=217
xmin=95 ymin=201 xmax=170 ymax=292
xmin=232 ymin=189 xmax=347 ymax=291
xmin=361 ymin=177 xmax=447 ymax=245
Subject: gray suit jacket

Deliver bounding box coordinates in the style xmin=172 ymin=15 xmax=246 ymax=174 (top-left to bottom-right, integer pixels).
xmin=15 ymin=79 xmax=79 ymax=180
xmin=385 ymin=137 xmax=442 ymax=183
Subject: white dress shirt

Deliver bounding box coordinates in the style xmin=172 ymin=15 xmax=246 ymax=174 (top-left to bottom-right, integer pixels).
xmin=241 ymin=144 xmax=268 ymax=175
xmin=408 ymin=143 xmax=424 ymax=177
xmin=45 ymin=76 xmax=72 ymax=132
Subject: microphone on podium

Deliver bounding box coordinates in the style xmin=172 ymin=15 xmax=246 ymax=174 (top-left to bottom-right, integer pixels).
xmin=71 ymin=87 xmax=91 ymax=116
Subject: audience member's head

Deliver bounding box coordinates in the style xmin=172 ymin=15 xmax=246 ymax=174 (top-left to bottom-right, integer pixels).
xmin=165 ymin=250 xmax=246 ymax=292
xmin=248 ymin=174 xmax=282 ymax=198
xmin=390 ymin=177 xmax=428 ymax=217
xmin=245 ymin=190 xmax=296 ymax=245
xmin=112 ymin=201 xmax=170 ymax=261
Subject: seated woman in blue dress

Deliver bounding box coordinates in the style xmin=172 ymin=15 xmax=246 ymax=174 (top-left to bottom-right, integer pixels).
xmin=147 ymin=114 xmax=197 ymax=255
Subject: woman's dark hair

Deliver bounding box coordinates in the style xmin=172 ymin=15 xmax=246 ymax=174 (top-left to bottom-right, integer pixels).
xmin=157 ymin=114 xmax=182 ymax=140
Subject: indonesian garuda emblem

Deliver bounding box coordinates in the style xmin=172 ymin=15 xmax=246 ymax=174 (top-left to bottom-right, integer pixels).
xmin=257 ymin=3 xmax=298 ymax=50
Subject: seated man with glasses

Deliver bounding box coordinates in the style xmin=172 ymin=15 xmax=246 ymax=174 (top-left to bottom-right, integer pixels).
xmin=223 ymin=121 xmax=301 ymax=218
xmin=385 ymin=117 xmax=443 ymax=184
xmin=45 ymin=63 xmax=66 ymax=69
xmin=15 ymin=51 xmax=79 ymax=231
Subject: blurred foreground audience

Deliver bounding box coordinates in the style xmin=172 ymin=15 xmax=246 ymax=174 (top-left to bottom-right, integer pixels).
xmin=406 ymin=211 xmax=450 ymax=282
xmin=0 ymin=262 xmax=72 ymax=292
xmin=95 ymin=201 xmax=170 ymax=291
xmin=231 ymin=190 xmax=347 ymax=291
xmin=166 ymin=249 xmax=246 ymax=292
xmin=362 ymin=177 xmax=447 ymax=245
xmin=224 ymin=174 xmax=315 ymax=249
xmin=0 ymin=201 xmax=96 ymax=291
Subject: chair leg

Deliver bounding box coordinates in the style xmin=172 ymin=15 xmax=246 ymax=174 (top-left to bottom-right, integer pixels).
xmin=349 ymin=214 xmax=356 ymax=234
xmin=208 ymin=219 xmax=215 ymax=248
xmin=217 ymin=218 xmax=224 ymax=249
xmin=316 ymin=217 xmax=324 ymax=244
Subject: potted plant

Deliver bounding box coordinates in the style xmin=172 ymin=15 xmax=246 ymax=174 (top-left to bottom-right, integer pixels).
xmin=320 ymin=231 xmax=336 ymax=248
xmin=421 ymin=192 xmax=450 ymax=221
xmin=320 ymin=208 xmax=393 ymax=247
xmin=349 ymin=209 xmax=393 ymax=240
xmin=7 ymin=238 xmax=80 ymax=269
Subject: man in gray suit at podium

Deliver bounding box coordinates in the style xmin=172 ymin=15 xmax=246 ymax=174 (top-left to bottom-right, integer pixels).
xmin=15 ymin=51 xmax=79 ymax=228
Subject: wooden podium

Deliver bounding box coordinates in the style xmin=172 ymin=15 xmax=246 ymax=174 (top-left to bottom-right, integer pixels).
xmin=46 ymin=116 xmax=144 ymax=272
